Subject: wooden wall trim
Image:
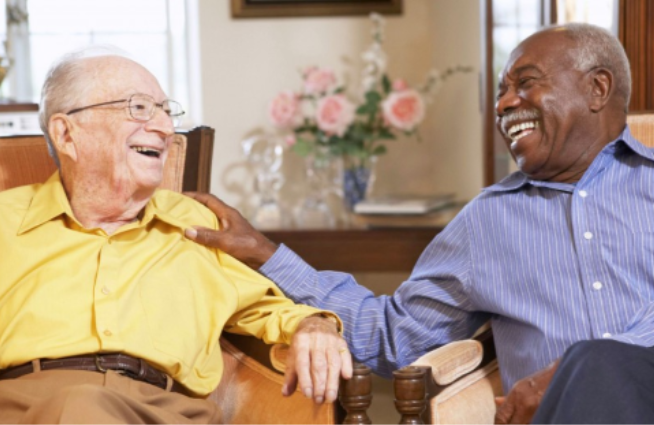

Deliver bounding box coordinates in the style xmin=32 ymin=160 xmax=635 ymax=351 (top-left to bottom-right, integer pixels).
xmin=619 ymin=0 xmax=654 ymax=111
xmin=482 ymin=0 xmax=495 ymax=187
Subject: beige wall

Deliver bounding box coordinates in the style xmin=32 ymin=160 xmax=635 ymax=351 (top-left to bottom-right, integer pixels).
xmin=197 ymin=0 xmax=483 ymax=218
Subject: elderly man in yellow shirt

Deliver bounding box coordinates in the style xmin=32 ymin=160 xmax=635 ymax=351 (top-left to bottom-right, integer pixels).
xmin=0 ymin=48 xmax=351 ymax=424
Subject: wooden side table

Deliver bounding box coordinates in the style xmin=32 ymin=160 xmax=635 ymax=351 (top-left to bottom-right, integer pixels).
xmin=263 ymin=227 xmax=443 ymax=273
xmin=0 ymin=100 xmax=40 ymax=136
xmin=262 ymin=206 xmax=462 ymax=273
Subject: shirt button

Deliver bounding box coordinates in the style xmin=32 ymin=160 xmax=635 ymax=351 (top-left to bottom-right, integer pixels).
xmin=101 ymin=286 xmax=111 ymax=295
xmin=602 ymin=332 xmax=612 ymax=338
xmin=592 ymin=281 xmax=603 ymax=290
xmin=584 ymin=232 xmax=593 ymax=240
xmin=103 ymin=329 xmax=113 ymax=337
xmin=579 ymin=190 xmax=588 ymax=198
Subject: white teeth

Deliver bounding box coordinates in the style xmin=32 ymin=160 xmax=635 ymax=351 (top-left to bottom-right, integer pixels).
xmin=130 ymin=146 xmax=162 ymax=159
xmin=508 ymin=121 xmax=539 ymax=140
xmin=131 ymin=146 xmax=160 ymax=154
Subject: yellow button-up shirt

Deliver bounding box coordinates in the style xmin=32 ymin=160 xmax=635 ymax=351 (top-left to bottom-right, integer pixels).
xmin=0 ymin=173 xmax=329 ymax=396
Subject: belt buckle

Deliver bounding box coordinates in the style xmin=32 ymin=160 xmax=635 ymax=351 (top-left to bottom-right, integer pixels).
xmin=94 ymin=354 xmax=107 ymax=373
xmin=95 ymin=354 xmax=129 ymax=377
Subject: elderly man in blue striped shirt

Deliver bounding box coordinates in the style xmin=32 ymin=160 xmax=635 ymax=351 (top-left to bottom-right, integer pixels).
xmin=188 ymin=23 xmax=652 ymax=424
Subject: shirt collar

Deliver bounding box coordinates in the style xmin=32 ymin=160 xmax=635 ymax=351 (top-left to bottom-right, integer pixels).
xmin=142 ymin=197 xmax=189 ymax=231
xmin=483 ymin=125 xmax=652 ymax=194
xmin=18 ymin=172 xmax=187 ymax=235
xmin=18 ymin=172 xmax=72 ymax=234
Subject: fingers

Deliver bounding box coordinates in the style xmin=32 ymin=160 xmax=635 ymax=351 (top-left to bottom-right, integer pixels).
xmin=183 ymin=191 xmax=215 ymax=206
xmin=294 ymin=344 xmax=314 ymax=401
xmin=296 ymin=345 xmax=350 ymax=404
xmin=183 ymin=191 xmax=232 ymax=218
xmin=289 ymin=315 xmax=352 ymax=405
xmin=184 ymin=226 xmax=224 ymax=249
xmin=324 ymin=348 xmax=343 ymax=403
xmin=282 ymin=354 xmax=298 ymax=397
xmin=495 ymin=363 xmax=557 ymax=425
xmin=310 ymin=348 xmax=328 ymax=404
xmin=339 ymin=346 xmax=353 ymax=380
xmin=494 ymin=397 xmax=515 ymax=424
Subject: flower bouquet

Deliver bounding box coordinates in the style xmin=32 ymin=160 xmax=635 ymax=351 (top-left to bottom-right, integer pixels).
xmin=268 ymin=13 xmax=472 ymax=209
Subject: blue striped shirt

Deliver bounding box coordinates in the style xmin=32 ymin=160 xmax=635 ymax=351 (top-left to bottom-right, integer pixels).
xmin=261 ymin=126 xmax=654 ymax=391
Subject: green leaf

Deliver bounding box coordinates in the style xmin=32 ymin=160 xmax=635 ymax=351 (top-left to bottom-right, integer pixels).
xmin=334 ymin=86 xmax=345 ymax=94
xmin=378 ymin=128 xmax=395 ymax=140
xmin=372 ymin=145 xmax=388 ymax=156
xmin=292 ymin=140 xmax=313 ymax=157
xmin=382 ymin=74 xmax=391 ymax=95
xmin=357 ymin=105 xmax=371 ymax=115
xmin=365 ymin=91 xmax=382 ymax=104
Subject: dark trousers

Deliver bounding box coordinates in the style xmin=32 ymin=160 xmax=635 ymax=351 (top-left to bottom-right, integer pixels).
xmin=532 ymin=339 xmax=654 ymax=424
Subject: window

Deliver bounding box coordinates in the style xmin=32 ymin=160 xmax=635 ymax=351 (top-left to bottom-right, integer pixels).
xmin=555 ymin=0 xmax=617 ymax=31
xmin=0 ymin=0 xmax=199 ymax=126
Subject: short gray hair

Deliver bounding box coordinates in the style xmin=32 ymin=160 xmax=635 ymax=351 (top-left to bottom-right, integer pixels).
xmin=556 ymin=23 xmax=631 ymax=112
xmin=39 ymin=46 xmax=132 ymax=168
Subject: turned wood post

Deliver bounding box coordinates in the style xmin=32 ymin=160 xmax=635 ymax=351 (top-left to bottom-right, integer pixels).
xmin=393 ymin=365 xmax=429 ymax=425
xmin=339 ymin=363 xmax=373 ymax=424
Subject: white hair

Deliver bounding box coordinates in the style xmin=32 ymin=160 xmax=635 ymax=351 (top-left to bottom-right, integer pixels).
xmin=556 ymin=23 xmax=632 ymax=112
xmin=39 ymin=45 xmax=134 ymax=167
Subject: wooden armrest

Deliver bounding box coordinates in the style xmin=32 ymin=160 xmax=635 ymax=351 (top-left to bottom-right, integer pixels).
xmin=269 ymin=343 xmax=288 ymax=373
xmin=393 ymin=327 xmax=502 ymax=424
xmin=210 ymin=334 xmax=373 ymax=424
xmin=412 ymin=339 xmax=483 ymax=386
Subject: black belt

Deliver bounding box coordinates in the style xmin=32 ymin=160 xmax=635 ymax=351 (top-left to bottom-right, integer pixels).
xmin=0 ymin=353 xmax=187 ymax=394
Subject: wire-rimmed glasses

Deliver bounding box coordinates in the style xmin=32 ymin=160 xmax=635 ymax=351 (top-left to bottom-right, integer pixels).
xmin=66 ymin=93 xmax=185 ymax=127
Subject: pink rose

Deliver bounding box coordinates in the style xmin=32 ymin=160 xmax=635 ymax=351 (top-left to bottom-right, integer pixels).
xmin=303 ymin=67 xmax=336 ymax=95
xmin=392 ymin=78 xmax=408 ymax=91
xmin=382 ymin=89 xmax=425 ymax=131
xmin=316 ymin=94 xmax=355 ymax=137
xmin=269 ymin=90 xmax=302 ymax=129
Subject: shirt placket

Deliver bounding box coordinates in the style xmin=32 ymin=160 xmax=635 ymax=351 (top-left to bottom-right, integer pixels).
xmin=94 ymin=236 xmax=122 ymax=351
xmin=571 ymin=155 xmax=617 ymax=340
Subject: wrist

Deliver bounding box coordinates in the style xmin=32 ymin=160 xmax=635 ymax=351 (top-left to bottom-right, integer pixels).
xmin=260 ymin=238 xmax=278 ymax=264
xmin=307 ymin=312 xmax=342 ymax=333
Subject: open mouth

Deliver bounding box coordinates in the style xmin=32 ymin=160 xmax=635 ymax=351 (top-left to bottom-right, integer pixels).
xmin=130 ymin=146 xmax=162 ymax=159
xmin=507 ymin=121 xmax=539 ymax=142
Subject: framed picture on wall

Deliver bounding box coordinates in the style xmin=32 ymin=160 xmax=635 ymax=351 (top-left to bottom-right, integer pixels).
xmin=231 ymin=0 xmax=403 ymax=18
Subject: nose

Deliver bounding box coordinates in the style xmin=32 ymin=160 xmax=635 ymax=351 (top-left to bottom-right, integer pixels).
xmin=145 ymin=107 xmax=175 ymax=137
xmin=495 ymin=87 xmax=521 ymax=118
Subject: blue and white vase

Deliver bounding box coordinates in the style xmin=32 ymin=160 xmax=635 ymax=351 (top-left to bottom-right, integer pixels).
xmin=343 ymin=155 xmax=377 ymax=210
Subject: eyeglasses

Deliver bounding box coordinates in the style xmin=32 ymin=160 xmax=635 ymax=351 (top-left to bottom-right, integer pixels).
xmin=66 ymin=93 xmax=185 ymax=127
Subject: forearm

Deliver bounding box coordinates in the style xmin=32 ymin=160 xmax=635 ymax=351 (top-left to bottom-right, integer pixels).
xmin=260 ymin=244 xmax=481 ymax=378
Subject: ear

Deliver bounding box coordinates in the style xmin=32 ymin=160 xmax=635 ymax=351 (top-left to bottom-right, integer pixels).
xmin=48 ymin=113 xmax=78 ymax=162
xmin=588 ymin=68 xmax=613 ymax=113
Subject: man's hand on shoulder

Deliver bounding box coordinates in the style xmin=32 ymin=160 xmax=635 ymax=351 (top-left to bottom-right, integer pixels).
xmin=494 ymin=359 xmax=560 ymax=424
xmin=282 ymin=315 xmax=353 ymax=404
xmin=183 ymin=192 xmax=278 ymax=269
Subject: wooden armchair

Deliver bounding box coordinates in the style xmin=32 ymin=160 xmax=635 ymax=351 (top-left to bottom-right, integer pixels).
xmin=391 ymin=112 xmax=654 ymax=425
xmin=0 ymin=128 xmax=373 ymax=424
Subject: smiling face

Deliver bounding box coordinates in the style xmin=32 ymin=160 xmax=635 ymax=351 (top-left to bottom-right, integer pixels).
xmin=496 ymin=29 xmax=601 ymax=183
xmin=61 ymin=56 xmax=175 ymax=198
